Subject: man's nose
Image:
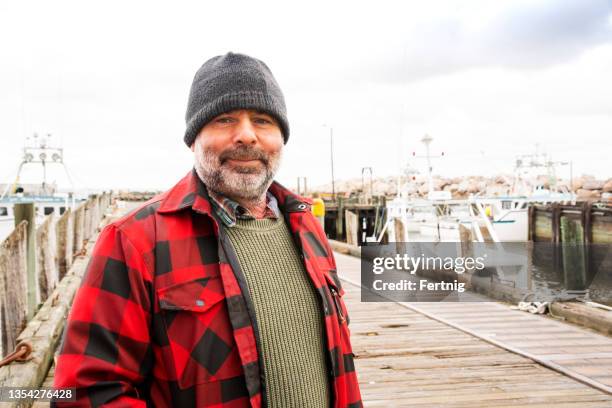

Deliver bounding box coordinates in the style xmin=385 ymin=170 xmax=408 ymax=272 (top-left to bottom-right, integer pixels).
xmin=234 ymin=118 xmax=257 ymax=144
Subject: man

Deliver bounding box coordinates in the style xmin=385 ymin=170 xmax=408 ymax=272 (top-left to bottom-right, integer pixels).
xmin=53 ymin=52 xmax=362 ymax=407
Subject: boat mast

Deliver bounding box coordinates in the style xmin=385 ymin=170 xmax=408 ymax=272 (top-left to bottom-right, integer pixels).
xmin=413 ymin=134 xmax=444 ymax=197
xmin=422 ymin=134 xmax=434 ymax=195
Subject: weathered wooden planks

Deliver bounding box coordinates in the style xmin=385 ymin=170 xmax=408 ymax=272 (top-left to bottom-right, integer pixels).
xmin=32 ymin=236 xmax=612 ymax=407
xmin=336 ymin=252 xmax=612 ymax=406
xmin=0 ymin=222 xmax=28 ymax=358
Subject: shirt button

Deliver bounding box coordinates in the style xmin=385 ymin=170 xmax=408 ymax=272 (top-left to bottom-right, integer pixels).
xmin=196 ymin=300 xmax=205 ymax=306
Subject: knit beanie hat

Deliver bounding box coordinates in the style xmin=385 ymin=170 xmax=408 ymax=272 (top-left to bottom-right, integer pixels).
xmin=184 ymin=52 xmax=289 ymax=147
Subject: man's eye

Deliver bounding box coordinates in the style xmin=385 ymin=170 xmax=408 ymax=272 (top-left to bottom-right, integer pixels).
xmin=254 ymin=117 xmax=272 ymax=124
xmin=216 ymin=117 xmax=233 ymax=123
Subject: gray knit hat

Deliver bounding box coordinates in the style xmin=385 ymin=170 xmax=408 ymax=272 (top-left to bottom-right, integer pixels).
xmin=184 ymin=52 xmax=289 ymax=147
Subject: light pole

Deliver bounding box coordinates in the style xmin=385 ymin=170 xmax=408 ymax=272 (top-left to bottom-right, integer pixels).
xmin=323 ymin=124 xmax=335 ymax=199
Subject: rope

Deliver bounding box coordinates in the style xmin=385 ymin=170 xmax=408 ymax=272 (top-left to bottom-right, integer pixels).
xmin=511 ymin=301 xmax=550 ymax=314
xmin=0 ymin=342 xmax=33 ymax=367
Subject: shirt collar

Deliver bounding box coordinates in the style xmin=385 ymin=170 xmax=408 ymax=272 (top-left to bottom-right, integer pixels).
xmin=208 ymin=189 xmax=280 ymax=227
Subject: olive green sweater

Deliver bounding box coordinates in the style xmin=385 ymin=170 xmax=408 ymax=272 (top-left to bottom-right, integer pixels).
xmin=225 ymin=217 xmax=330 ymax=408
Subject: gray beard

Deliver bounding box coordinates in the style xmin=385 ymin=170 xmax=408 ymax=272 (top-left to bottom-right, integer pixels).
xmin=194 ymin=143 xmax=282 ymax=201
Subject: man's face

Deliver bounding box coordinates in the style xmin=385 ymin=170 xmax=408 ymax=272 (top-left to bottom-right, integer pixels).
xmin=192 ymin=109 xmax=284 ymax=201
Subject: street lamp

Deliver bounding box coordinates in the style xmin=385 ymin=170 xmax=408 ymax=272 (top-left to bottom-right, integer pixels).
xmin=322 ymin=124 xmax=335 ymax=199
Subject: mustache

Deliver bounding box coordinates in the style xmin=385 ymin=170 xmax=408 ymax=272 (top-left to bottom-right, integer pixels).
xmin=219 ymin=146 xmax=268 ymax=164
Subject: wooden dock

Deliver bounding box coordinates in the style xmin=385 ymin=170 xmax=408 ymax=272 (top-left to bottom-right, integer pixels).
xmin=10 ymin=205 xmax=612 ymax=407
xmin=335 ymin=252 xmax=612 ymax=406
xmin=33 ymin=251 xmax=612 ymax=407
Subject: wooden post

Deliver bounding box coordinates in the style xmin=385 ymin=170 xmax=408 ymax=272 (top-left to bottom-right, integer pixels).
xmin=83 ymin=199 xmax=91 ymax=241
xmin=526 ymin=239 xmax=533 ymax=293
xmin=551 ymin=203 xmax=561 ymax=244
xmin=73 ymin=203 xmax=85 ymax=254
xmin=528 ymin=205 xmax=536 ymax=242
xmin=551 ymin=203 xmax=561 ymax=274
xmin=345 ymin=210 xmax=358 ymax=246
xmin=394 ymin=217 xmax=407 ymax=256
xmin=459 ymin=224 xmax=473 ymax=247
xmin=56 ymin=208 xmax=73 ymax=278
xmin=560 ymin=215 xmax=586 ymax=291
xmin=35 ymin=214 xmax=58 ymax=302
xmin=0 ymin=222 xmax=28 ymax=357
xmin=14 ymin=203 xmax=38 ymax=320
xmin=458 ymin=224 xmax=474 ymax=273
xmin=336 ymin=196 xmax=344 ymax=241
xmin=582 ymin=201 xmax=593 ymax=285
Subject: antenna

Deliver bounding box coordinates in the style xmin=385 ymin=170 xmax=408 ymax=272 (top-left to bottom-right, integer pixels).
xmin=412 ymin=134 xmax=445 ymax=195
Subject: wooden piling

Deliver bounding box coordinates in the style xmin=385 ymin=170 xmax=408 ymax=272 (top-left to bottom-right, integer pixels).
xmin=73 ymin=202 xmax=85 ymax=254
xmin=336 ymin=196 xmax=344 ymax=241
xmin=345 ymin=210 xmax=358 ymax=246
xmin=528 ymin=205 xmax=536 ymax=241
xmin=394 ymin=217 xmax=406 ymax=255
xmin=35 ymin=214 xmax=58 ymax=302
xmin=551 ymin=203 xmax=562 ymax=275
xmin=581 ymin=201 xmax=593 ymax=285
xmin=56 ymin=208 xmax=74 ymax=279
xmin=0 ymin=222 xmax=28 ymax=357
xmin=13 ymin=203 xmax=38 ymax=320
xmin=560 ymin=215 xmax=587 ymax=291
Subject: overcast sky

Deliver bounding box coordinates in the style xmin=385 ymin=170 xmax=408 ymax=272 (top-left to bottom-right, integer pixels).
xmin=1 ymin=0 xmax=611 ymax=192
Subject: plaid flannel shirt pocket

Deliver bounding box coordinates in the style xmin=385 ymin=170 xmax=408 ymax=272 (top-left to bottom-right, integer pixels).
xmin=156 ymin=277 xmax=243 ymax=389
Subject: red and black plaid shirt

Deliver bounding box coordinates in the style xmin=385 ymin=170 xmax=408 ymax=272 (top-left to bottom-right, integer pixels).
xmin=53 ymin=169 xmax=362 ymax=407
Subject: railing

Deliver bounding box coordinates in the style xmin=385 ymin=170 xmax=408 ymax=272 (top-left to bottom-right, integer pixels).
xmin=0 ymin=193 xmax=113 ymax=358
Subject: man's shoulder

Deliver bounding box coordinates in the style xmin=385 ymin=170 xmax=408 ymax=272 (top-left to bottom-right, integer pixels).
xmin=112 ymin=192 xmax=168 ymax=229
xmin=96 ymin=192 xmax=172 ymax=261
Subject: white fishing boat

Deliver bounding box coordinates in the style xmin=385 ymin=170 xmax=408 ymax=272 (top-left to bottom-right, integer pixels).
xmin=378 ymin=137 xmax=576 ymax=243
xmin=0 ymin=134 xmax=86 ymax=241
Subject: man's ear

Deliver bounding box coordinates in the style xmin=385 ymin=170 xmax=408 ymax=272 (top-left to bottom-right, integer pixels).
xmin=190 ymin=142 xmax=195 ymax=152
